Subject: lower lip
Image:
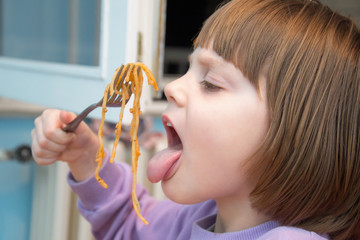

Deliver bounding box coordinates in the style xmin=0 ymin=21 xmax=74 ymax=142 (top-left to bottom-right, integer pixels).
xmin=162 ymin=151 xmax=182 ymax=181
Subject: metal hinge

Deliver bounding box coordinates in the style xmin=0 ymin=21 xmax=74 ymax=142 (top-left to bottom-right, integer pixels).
xmin=137 ymin=31 xmax=143 ymax=62
xmin=0 ymin=144 xmax=33 ymax=163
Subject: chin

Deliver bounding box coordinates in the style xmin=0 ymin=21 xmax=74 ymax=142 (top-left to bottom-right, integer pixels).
xmin=161 ymin=179 xmax=205 ymax=205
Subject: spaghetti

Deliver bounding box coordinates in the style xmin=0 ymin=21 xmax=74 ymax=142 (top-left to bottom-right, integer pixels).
xmin=95 ymin=63 xmax=158 ymax=225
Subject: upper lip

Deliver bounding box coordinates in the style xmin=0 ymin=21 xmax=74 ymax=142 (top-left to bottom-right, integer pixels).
xmin=162 ymin=114 xmax=182 ymax=148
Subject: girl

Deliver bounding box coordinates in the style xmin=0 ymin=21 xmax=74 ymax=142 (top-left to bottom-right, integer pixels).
xmin=31 ymin=0 xmax=360 ymax=239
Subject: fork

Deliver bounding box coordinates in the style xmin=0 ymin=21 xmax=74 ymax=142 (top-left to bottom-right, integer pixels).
xmin=63 ymin=66 xmax=132 ymax=133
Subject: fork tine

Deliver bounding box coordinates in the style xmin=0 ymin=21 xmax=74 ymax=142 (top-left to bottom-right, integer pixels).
xmin=107 ymin=93 xmax=118 ymax=103
xmin=113 ymin=65 xmax=124 ymax=90
xmin=63 ymin=65 xmax=137 ymax=132
xmin=113 ymin=95 xmax=123 ymax=104
xmin=106 ymin=66 xmax=131 ymax=106
xmin=119 ymin=66 xmax=129 ymax=87
xmin=107 ymin=66 xmax=127 ymax=101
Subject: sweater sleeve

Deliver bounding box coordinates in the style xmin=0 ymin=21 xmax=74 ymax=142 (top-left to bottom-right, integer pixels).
xmin=67 ymin=153 xmax=208 ymax=240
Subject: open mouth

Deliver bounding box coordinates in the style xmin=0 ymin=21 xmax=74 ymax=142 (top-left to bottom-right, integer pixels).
xmin=162 ymin=116 xmax=182 ymax=148
xmin=147 ymin=115 xmax=184 ymax=183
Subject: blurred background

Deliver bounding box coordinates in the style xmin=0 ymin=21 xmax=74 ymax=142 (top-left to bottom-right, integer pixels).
xmin=0 ymin=0 xmax=358 ymax=239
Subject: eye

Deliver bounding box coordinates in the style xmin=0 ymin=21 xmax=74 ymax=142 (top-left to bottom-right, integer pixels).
xmin=200 ymin=80 xmax=221 ymax=92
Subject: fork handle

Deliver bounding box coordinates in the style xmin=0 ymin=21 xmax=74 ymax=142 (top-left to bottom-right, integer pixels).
xmin=62 ymin=103 xmax=100 ymax=133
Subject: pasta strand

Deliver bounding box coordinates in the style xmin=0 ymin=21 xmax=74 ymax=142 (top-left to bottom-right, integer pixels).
xmin=95 ymin=63 xmax=158 ymax=225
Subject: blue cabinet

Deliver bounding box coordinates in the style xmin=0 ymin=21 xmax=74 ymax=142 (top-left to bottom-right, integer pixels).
xmin=0 ymin=0 xmax=164 ymax=239
xmin=0 ymin=117 xmax=35 ymax=240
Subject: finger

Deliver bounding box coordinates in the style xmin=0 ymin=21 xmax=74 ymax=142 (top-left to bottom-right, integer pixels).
xmin=31 ymin=134 xmax=59 ymax=164
xmin=32 ymin=118 xmax=69 ymax=165
xmin=32 ymin=154 xmax=57 ymax=165
xmin=59 ymin=110 xmax=77 ymax=125
xmin=33 ymin=117 xmax=67 ymax=153
xmin=33 ymin=126 xmax=68 ymax=153
xmin=41 ymin=110 xmax=75 ymax=145
xmin=60 ymin=110 xmax=89 ymax=135
xmin=32 ymin=144 xmax=60 ymax=160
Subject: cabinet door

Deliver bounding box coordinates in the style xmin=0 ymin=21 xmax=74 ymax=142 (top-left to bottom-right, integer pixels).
xmin=0 ymin=0 xmax=151 ymax=123
xmin=0 ymin=1 xmax=163 ymax=239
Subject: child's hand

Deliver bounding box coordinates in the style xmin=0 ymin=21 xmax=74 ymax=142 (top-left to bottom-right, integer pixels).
xmin=31 ymin=109 xmax=99 ymax=181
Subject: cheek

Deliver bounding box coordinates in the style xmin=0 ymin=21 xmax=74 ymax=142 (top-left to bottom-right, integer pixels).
xmin=189 ymin=101 xmax=269 ymax=173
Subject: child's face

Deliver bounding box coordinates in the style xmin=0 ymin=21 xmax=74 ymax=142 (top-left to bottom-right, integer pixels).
xmin=147 ymin=48 xmax=270 ymax=204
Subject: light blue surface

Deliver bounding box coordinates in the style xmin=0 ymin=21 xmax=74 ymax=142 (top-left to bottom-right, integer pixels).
xmin=0 ymin=0 xmax=129 ymax=123
xmin=0 ymin=117 xmax=35 ymax=240
xmin=2 ymin=0 xmax=99 ymax=66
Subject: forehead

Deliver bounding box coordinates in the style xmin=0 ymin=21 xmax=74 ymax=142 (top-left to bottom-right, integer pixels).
xmin=189 ymin=47 xmax=228 ymax=67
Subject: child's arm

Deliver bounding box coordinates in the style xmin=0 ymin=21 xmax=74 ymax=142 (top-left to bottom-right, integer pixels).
xmin=31 ymin=109 xmax=217 ymax=239
xmin=69 ymin=156 xmax=217 ymax=240
xmin=31 ymin=109 xmax=99 ymax=181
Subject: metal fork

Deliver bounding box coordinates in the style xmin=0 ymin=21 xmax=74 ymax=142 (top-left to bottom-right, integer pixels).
xmin=63 ymin=66 xmax=132 ymax=133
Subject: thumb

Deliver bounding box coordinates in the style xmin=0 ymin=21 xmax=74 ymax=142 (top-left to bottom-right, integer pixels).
xmin=60 ymin=110 xmax=91 ymax=135
xmin=59 ymin=110 xmax=77 ymax=125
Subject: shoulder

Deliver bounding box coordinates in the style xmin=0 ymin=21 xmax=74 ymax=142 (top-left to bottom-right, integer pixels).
xmin=260 ymin=226 xmax=329 ymax=240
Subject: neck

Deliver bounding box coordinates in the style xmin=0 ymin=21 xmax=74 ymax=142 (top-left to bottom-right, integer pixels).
xmin=214 ymin=195 xmax=270 ymax=233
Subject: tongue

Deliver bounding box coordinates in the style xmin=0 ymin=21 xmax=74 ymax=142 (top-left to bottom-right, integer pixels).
xmin=147 ymin=146 xmax=182 ymax=183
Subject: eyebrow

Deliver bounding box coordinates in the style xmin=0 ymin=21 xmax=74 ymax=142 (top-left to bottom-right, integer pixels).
xmin=188 ymin=49 xmax=227 ymax=72
xmin=197 ymin=51 xmax=221 ymax=68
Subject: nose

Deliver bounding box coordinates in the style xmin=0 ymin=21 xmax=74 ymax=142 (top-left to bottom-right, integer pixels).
xmin=164 ymin=76 xmax=187 ymax=107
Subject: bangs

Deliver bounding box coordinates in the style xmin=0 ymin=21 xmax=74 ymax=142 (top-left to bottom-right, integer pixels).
xmin=194 ymin=0 xmax=303 ymax=88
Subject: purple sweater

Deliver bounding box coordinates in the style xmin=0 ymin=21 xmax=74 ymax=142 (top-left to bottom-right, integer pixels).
xmin=68 ymin=156 xmax=329 ymax=240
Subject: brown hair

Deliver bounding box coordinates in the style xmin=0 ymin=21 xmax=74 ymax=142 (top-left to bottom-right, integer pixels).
xmin=195 ymin=0 xmax=360 ymax=239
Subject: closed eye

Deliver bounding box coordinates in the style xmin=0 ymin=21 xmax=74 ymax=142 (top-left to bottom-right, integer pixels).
xmin=200 ymin=80 xmax=221 ymax=92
